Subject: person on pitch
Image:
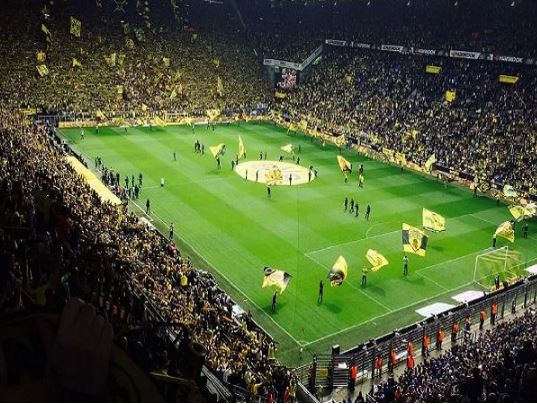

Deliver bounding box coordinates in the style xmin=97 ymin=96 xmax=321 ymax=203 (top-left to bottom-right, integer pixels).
xmin=403 ymin=255 xmax=409 ymax=276
xmin=318 ymin=280 xmax=324 ymax=304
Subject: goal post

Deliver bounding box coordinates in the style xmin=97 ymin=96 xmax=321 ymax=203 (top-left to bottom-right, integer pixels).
xmin=473 ymin=246 xmax=510 ymax=286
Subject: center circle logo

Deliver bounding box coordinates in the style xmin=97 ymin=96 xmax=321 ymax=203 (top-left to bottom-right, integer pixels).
xmin=234 ymin=161 xmax=315 ymax=186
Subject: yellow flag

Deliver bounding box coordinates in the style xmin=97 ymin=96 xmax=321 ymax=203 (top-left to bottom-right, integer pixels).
xmin=328 ymin=256 xmax=348 ymax=286
xmin=105 ymin=53 xmax=117 ymax=67
xmin=335 ymin=136 xmax=346 ymax=148
xmin=499 ymin=75 xmax=519 ymax=84
xmin=281 ymin=144 xmax=294 ymax=154
xmin=210 ymin=144 xmax=226 ymax=158
xmin=72 ymin=58 xmax=82 ymax=68
xmin=508 ymin=205 xmax=525 ymax=222
xmin=337 ymin=155 xmax=352 ymax=172
xmin=162 ymin=57 xmax=170 ymax=67
xmin=402 ymin=223 xmax=428 ymax=256
xmin=95 ymin=110 xmax=106 ymax=120
xmin=36 ymin=65 xmax=49 ymax=77
xmin=424 ymin=154 xmax=437 ymax=171
xmin=422 ymin=208 xmax=446 ymax=232
xmin=141 ymin=103 xmax=148 ymax=112
xmin=445 ymin=90 xmax=456 ymax=103
xmin=262 ymin=267 xmax=292 ymax=294
xmin=207 ymin=109 xmax=221 ymax=121
xmin=238 ymin=136 xmax=246 ymax=159
xmin=366 ymin=249 xmax=389 ymax=272
xmin=41 ymin=24 xmax=52 ymax=42
xmin=36 ymin=51 xmax=47 ymax=64
xmin=70 ymin=17 xmax=82 ymax=38
xmin=213 ymin=58 xmax=220 ymax=68
xmin=426 ymin=65 xmax=442 ymax=74
xmin=494 ymin=221 xmax=515 ymax=243
xmin=509 ymin=203 xmax=535 ymax=222
xmin=503 ymin=184 xmax=518 ymax=198
xmin=216 ymin=76 xmax=224 ymax=96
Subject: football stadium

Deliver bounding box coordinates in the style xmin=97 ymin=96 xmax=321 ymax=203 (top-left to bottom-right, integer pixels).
xmin=1 ymin=0 xmax=537 ymax=402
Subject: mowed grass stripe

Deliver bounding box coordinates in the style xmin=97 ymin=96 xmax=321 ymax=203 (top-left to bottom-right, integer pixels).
xmin=61 ymin=123 xmax=537 ymax=358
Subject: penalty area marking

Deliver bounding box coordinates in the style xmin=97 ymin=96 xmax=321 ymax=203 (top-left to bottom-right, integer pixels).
xmin=234 ymin=160 xmax=314 ymax=185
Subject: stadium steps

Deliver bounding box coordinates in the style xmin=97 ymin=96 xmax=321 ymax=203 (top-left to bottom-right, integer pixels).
xmin=331 ymin=354 xmax=353 ymax=387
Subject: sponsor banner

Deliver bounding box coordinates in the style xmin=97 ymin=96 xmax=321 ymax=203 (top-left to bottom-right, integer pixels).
xmin=353 ymin=42 xmax=371 ymax=49
xmin=263 ymin=59 xmax=301 ymax=70
xmin=324 ymin=39 xmax=348 ymax=47
xmin=449 ymin=50 xmax=482 ymax=60
xmin=412 ymin=47 xmax=436 ymax=56
xmin=322 ymin=39 xmax=537 ymax=66
xmin=381 ymin=44 xmax=405 ymax=53
xmin=494 ymin=55 xmax=524 ymax=64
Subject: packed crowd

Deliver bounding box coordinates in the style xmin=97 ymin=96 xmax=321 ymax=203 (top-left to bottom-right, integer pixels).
xmin=369 ymin=308 xmax=537 ymax=402
xmin=280 ymin=48 xmax=537 ymax=194
xmin=237 ymin=0 xmax=537 ymax=62
xmin=0 ymin=0 xmax=271 ymax=116
xmin=0 ymin=109 xmax=296 ymax=401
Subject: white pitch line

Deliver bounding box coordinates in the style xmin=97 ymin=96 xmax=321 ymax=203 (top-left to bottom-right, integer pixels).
xmin=306 ymin=229 xmax=401 ymax=256
xmin=304 ymin=251 xmax=393 ymax=312
xmin=415 ymin=272 xmax=449 ymax=291
xmin=415 ymin=248 xmax=489 ymax=275
xmin=130 ymin=200 xmax=303 ymax=346
xmin=365 ymin=221 xmax=398 ymax=238
xmin=303 ymin=281 xmax=475 ymax=347
xmin=469 ymin=213 xmax=498 ymax=226
xmin=304 ymin=211 xmax=499 ymax=257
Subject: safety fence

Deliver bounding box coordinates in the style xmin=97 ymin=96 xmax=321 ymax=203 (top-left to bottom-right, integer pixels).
xmin=294 ymin=275 xmax=537 ymax=395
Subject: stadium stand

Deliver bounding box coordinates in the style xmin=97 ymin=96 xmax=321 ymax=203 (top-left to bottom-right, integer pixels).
xmin=1 ymin=0 xmax=537 ymax=402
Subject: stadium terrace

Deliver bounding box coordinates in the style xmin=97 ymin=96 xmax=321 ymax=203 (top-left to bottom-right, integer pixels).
xmin=0 ymin=0 xmax=536 ymax=402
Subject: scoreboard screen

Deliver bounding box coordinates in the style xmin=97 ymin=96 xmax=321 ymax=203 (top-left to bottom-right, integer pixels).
xmin=276 ymin=68 xmax=298 ymax=89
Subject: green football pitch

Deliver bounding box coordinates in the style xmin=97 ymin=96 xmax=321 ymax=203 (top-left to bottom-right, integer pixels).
xmin=61 ymin=122 xmax=537 ymax=366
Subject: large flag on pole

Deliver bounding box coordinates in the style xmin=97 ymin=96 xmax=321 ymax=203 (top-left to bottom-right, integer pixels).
xmin=509 ymin=203 xmax=536 ymax=222
xmin=503 ymin=184 xmax=518 ymax=198
xmin=70 ymin=17 xmax=82 ymax=38
xmin=424 ymin=154 xmax=437 ymax=172
xmin=238 ymin=136 xmax=246 ymax=159
xmin=422 ymin=208 xmax=446 ymax=232
xmin=262 ymin=267 xmax=292 ymax=294
xmin=328 ymin=256 xmax=348 ymax=286
xmin=210 ymin=144 xmax=226 ymax=158
xmin=337 ymin=155 xmax=352 ymax=172
xmin=494 ymin=221 xmax=515 ymax=243
xmin=281 ymin=144 xmax=294 ymax=154
xmin=366 ymin=249 xmax=389 ymax=272
xmin=206 ymin=109 xmax=221 ymax=121
xmin=402 ymin=223 xmax=428 ymax=256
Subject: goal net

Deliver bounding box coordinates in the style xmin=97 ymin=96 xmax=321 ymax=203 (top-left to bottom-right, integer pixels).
xmin=473 ymin=246 xmax=522 ymax=287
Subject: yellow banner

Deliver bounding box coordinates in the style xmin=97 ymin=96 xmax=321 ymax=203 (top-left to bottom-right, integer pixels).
xmin=426 ymin=65 xmax=442 ymax=74
xmin=499 ymin=75 xmax=519 ymax=84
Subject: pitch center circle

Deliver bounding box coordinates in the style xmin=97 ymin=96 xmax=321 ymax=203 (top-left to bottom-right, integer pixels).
xmin=234 ymin=160 xmax=315 ymax=186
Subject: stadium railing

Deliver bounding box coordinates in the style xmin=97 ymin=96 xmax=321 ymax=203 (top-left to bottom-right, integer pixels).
xmin=298 ymin=275 xmax=537 ymax=394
